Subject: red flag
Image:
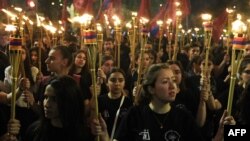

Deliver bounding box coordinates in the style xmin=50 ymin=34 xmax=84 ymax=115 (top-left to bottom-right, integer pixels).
xmin=212 ymin=10 xmax=228 ymax=43
xmin=113 ymin=0 xmax=122 ymax=17
xmin=149 ymin=3 xmax=167 ymax=37
xmin=150 ymin=0 xmax=171 ymax=25
xmin=165 ymin=0 xmax=190 ymax=22
xmin=138 ymin=0 xmax=151 ymax=19
xmin=73 ymin=0 xmax=93 ymax=15
xmin=0 ymin=0 xmax=8 ymax=10
xmin=84 ymin=0 xmax=94 ymax=14
xmin=105 ymin=0 xmax=122 ymax=18
xmin=181 ymin=0 xmax=191 ymax=17
xmin=62 ymin=0 xmax=68 ymax=22
xmin=96 ymin=0 xmax=123 ymax=22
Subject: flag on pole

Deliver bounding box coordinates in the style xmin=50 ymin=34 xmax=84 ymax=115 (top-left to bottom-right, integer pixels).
xmin=62 ymin=0 xmax=68 ymax=22
xmin=149 ymin=4 xmax=166 ymax=37
xmin=73 ymin=0 xmax=93 ymax=15
xmin=0 ymin=0 xmax=8 ymax=10
xmin=96 ymin=0 xmax=122 ymax=22
xmin=150 ymin=0 xmax=191 ymax=37
xmin=212 ymin=10 xmax=228 ymax=43
xmin=181 ymin=0 xmax=191 ymax=17
xmin=138 ymin=0 xmax=151 ymax=19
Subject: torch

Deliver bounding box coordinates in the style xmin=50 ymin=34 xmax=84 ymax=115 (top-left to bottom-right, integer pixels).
xmin=172 ymin=1 xmax=182 ymax=61
xmin=136 ymin=17 xmax=149 ymax=88
xmin=113 ymin=15 xmax=122 ymax=68
xmin=36 ymin=14 xmax=45 ymax=72
xmin=194 ymin=27 xmax=199 ymax=42
xmin=201 ymin=13 xmax=213 ymax=75
xmin=226 ymin=8 xmax=234 ymax=54
xmin=127 ymin=12 xmax=138 ymax=71
xmin=9 ymin=30 xmax=23 ymax=120
xmin=166 ymin=19 xmax=173 ymax=61
xmin=157 ymin=20 xmax=163 ymax=53
xmin=199 ymin=13 xmax=213 ymax=100
xmin=2 ymin=7 xmax=23 ymax=120
xmin=96 ymin=23 xmax=103 ymax=69
xmin=82 ymin=14 xmax=100 ymax=141
xmin=227 ymin=14 xmax=247 ymax=115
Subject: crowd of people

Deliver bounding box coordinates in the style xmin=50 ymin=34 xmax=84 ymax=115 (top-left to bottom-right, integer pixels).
xmin=1 ymin=26 xmax=250 ymax=141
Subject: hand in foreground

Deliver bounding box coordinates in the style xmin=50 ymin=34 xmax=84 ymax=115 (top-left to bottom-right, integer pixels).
xmin=4 ymin=119 xmax=21 ymax=141
xmin=91 ymin=114 xmax=109 ymax=141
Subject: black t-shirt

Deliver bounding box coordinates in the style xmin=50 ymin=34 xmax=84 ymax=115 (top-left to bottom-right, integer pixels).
xmin=25 ymin=120 xmax=93 ymax=141
xmin=172 ymin=89 xmax=198 ymax=117
xmin=115 ymin=105 xmax=204 ymax=141
xmin=0 ymin=104 xmax=9 ymax=137
xmin=98 ymin=94 xmax=133 ymax=136
xmin=25 ymin=121 xmax=66 ymax=141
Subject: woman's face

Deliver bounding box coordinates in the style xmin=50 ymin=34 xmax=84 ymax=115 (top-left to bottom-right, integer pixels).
xmin=45 ymin=49 xmax=66 ymax=73
xmin=169 ymin=64 xmax=182 ymax=85
xmin=74 ymin=52 xmax=86 ymax=68
xmin=43 ymin=85 xmax=59 ymax=119
xmin=137 ymin=53 xmax=151 ymax=69
xmin=31 ymin=50 xmax=38 ymax=64
xmin=200 ymin=60 xmax=214 ymax=74
xmin=150 ymin=69 xmax=177 ymax=103
xmin=188 ymin=47 xmax=200 ymax=60
xmin=107 ymin=72 xmax=125 ymax=95
xmin=241 ymin=64 xmax=250 ymax=84
xmin=101 ymin=60 xmax=114 ymax=75
xmin=21 ymin=48 xmax=27 ymax=61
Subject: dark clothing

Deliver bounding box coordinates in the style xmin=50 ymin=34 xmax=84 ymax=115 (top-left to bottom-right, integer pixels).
xmin=98 ymin=94 xmax=133 ymax=136
xmin=161 ymin=52 xmax=189 ymax=71
xmin=218 ymin=85 xmax=243 ymax=119
xmin=126 ymin=70 xmax=143 ymax=98
xmin=115 ymin=105 xmax=204 ymax=141
xmin=186 ymin=75 xmax=219 ymax=140
xmin=172 ymin=89 xmax=198 ymax=117
xmin=72 ymin=70 xmax=93 ymax=100
xmin=0 ymin=104 xmax=38 ymax=140
xmin=25 ymin=120 xmax=93 ymax=141
xmin=0 ymin=51 xmax=9 ymax=81
xmin=0 ymin=104 xmax=9 ymax=137
xmin=120 ymin=44 xmax=131 ymax=74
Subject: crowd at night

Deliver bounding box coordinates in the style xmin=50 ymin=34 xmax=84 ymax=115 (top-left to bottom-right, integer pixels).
xmin=0 ymin=0 xmax=250 ymax=141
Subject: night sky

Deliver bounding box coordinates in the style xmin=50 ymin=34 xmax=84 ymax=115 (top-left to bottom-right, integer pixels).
xmin=6 ymin=0 xmax=250 ymax=26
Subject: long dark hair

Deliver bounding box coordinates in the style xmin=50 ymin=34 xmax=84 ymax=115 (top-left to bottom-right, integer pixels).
xmin=69 ymin=49 xmax=89 ymax=76
xmin=29 ymin=46 xmax=49 ymax=75
xmin=21 ymin=46 xmax=35 ymax=86
xmin=237 ymin=80 xmax=250 ymax=125
xmin=35 ymin=75 xmax=86 ymax=141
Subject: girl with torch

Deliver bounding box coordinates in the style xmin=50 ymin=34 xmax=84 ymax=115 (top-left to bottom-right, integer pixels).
xmin=113 ymin=15 xmax=122 ymax=68
xmin=126 ymin=12 xmax=138 ymax=72
xmin=172 ymin=4 xmax=182 ymax=61
xmin=201 ymin=13 xmax=213 ymax=88
xmin=200 ymin=14 xmax=222 ymax=111
xmin=166 ymin=19 xmax=173 ymax=61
